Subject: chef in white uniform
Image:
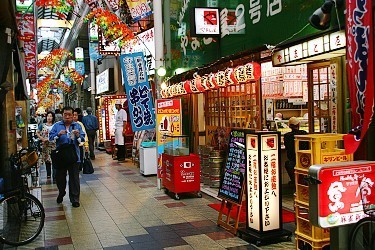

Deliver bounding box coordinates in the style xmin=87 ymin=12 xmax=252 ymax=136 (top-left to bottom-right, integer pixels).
xmin=114 ymin=100 xmax=127 ymax=162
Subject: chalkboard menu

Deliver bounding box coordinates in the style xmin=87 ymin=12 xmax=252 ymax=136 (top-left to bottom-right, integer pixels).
xmin=218 ymin=129 xmax=246 ymax=205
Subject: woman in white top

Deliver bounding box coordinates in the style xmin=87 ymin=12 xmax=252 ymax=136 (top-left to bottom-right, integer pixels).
xmin=36 ymin=111 xmax=56 ymax=178
xmin=114 ymin=100 xmax=127 ymax=162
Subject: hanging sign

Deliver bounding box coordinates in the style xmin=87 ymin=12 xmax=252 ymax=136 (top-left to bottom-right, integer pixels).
xmin=68 ymin=60 xmax=76 ymax=69
xmin=16 ymin=13 xmax=34 ymax=41
xmin=126 ymin=0 xmax=153 ymax=22
xmin=156 ymin=99 xmax=182 ymax=178
xmin=345 ymin=0 xmax=374 ymax=153
xmin=75 ymin=47 xmax=84 ymax=62
xmin=120 ymin=52 xmax=155 ymax=131
xmin=75 ymin=61 xmax=85 ymax=76
xmin=89 ymin=42 xmax=102 ymax=61
xmin=89 ymin=22 xmax=99 ymax=42
xmin=16 ymin=0 xmax=34 ymax=13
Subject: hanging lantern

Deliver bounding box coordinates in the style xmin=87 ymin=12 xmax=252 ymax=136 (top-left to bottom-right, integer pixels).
xmin=184 ymin=80 xmax=192 ymax=94
xmin=200 ymin=75 xmax=211 ymax=91
xmin=160 ymin=88 xmax=167 ymax=98
xmin=178 ymin=81 xmax=187 ymax=95
xmin=208 ymin=73 xmax=219 ymax=89
xmin=189 ymin=79 xmax=200 ymax=93
xmin=234 ymin=65 xmax=247 ymax=83
xmin=244 ymin=62 xmax=261 ymax=81
xmin=194 ymin=75 xmax=205 ymax=92
xmin=215 ymin=71 xmax=227 ymax=88
xmin=225 ymin=68 xmax=238 ymax=86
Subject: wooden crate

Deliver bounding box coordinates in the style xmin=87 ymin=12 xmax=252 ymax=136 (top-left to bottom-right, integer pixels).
xmin=295 ymin=233 xmax=330 ymax=250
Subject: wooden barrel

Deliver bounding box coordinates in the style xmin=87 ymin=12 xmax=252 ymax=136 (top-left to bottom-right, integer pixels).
xmin=209 ymin=155 xmax=224 ymax=188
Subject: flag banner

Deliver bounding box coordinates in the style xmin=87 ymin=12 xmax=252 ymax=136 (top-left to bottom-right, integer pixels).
xmin=345 ymin=0 xmax=374 ymax=153
xmin=16 ymin=13 xmax=34 ymax=41
xmin=126 ymin=0 xmax=152 ymax=21
xmin=120 ymin=52 xmax=155 ymax=131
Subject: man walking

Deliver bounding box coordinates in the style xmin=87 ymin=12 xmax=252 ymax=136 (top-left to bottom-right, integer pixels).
xmin=82 ymin=107 xmax=99 ymax=160
xmin=49 ymin=106 xmax=85 ymax=208
xmin=114 ymin=100 xmax=127 ymax=162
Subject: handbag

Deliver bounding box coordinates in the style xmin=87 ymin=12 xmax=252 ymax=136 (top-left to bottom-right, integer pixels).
xmin=52 ymin=143 xmax=78 ymax=169
xmin=82 ymin=153 xmax=94 ymax=174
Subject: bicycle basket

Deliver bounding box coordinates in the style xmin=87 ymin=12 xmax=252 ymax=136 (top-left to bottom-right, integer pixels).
xmin=359 ymin=176 xmax=375 ymax=216
xmin=20 ymin=151 xmax=38 ymax=174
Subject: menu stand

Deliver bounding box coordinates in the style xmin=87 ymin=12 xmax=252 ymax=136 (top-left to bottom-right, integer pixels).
xmin=217 ymin=194 xmax=244 ymax=234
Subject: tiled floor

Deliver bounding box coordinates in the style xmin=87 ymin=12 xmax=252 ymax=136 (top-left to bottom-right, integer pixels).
xmin=3 ymin=150 xmax=296 ymax=249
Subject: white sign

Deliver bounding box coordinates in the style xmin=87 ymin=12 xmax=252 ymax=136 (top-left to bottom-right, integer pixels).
xmin=260 ymin=134 xmax=280 ymax=231
xmin=75 ymin=47 xmax=84 ymax=62
xmin=89 ymin=23 xmax=98 ymax=41
xmin=68 ymin=60 xmax=75 ymax=69
xmin=308 ymin=37 xmax=324 ymax=56
xmin=122 ymin=28 xmax=155 ymax=74
xmin=194 ymin=8 xmax=220 ymax=35
xmin=96 ymin=69 xmax=109 ymax=94
xmin=246 ymin=135 xmax=260 ymax=230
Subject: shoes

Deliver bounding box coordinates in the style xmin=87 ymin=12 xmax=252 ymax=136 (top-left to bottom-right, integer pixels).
xmin=117 ymin=158 xmax=125 ymax=162
xmin=56 ymin=192 xmax=65 ymax=204
xmin=72 ymin=202 xmax=80 ymax=208
xmin=47 ymin=175 xmax=51 ymax=178
xmin=113 ymin=157 xmax=118 ymax=160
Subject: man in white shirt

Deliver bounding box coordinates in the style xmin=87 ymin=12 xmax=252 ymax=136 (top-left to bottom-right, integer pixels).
xmin=114 ymin=100 xmax=127 ymax=162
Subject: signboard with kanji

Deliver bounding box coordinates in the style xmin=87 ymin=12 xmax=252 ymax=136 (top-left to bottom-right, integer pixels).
xmin=120 ymin=52 xmax=155 ymax=131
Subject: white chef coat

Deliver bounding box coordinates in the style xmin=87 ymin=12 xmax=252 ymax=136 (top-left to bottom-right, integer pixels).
xmin=115 ymin=109 xmax=127 ymax=145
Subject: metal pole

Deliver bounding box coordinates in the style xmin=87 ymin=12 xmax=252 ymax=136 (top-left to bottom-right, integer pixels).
xmin=90 ymin=59 xmax=96 ymax=112
xmin=154 ymin=0 xmax=164 ymax=189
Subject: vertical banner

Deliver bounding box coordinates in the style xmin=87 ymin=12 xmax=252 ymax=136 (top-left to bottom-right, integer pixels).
xmin=120 ymin=52 xmax=155 ymax=131
xmin=345 ymin=0 xmax=374 ymax=153
xmin=156 ymin=99 xmax=182 ymax=178
xmin=126 ymin=0 xmax=153 ymax=21
xmin=16 ymin=13 xmax=34 ymax=41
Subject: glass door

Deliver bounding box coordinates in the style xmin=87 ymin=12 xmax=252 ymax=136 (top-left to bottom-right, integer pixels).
xmin=308 ymin=62 xmax=331 ymax=133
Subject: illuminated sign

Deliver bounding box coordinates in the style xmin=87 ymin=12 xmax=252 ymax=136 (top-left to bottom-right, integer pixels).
xmin=272 ymin=30 xmax=346 ymax=66
xmin=309 ymin=161 xmax=375 ymax=228
xmin=193 ymin=8 xmax=220 ymax=35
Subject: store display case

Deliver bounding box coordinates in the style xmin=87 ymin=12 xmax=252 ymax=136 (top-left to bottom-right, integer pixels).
xmin=164 ymin=135 xmax=189 ymax=156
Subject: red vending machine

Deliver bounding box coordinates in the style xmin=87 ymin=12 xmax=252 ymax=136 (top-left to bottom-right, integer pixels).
xmin=161 ymin=135 xmax=201 ymax=200
xmin=162 ymin=154 xmax=201 ymax=200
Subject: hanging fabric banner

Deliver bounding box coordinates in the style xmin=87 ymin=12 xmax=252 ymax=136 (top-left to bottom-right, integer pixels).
xmin=345 ymin=0 xmax=374 ymax=154
xmin=126 ymin=0 xmax=152 ymax=21
xmin=120 ymin=52 xmax=155 ymax=131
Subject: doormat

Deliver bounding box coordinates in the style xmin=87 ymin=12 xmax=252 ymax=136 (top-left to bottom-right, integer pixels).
xmin=208 ymin=203 xmax=295 ymax=223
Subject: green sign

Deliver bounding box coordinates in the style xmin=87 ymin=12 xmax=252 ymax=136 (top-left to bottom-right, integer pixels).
xmin=16 ymin=0 xmax=34 ymax=13
xmin=167 ymin=0 xmax=345 ymax=75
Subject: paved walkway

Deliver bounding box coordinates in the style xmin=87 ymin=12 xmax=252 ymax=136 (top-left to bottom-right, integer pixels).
xmin=6 ymin=150 xmax=295 ymax=249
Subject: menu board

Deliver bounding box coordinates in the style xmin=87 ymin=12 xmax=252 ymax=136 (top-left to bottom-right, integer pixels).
xmin=218 ymin=129 xmax=246 ymax=204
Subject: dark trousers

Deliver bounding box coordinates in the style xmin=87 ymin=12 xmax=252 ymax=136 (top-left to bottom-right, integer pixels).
xmin=86 ymin=130 xmax=96 ymax=157
xmin=45 ymin=162 xmax=51 ymax=177
xmin=55 ymin=163 xmax=80 ymax=203
xmin=285 ymin=160 xmax=296 ymax=183
xmin=116 ymin=144 xmax=125 ymax=159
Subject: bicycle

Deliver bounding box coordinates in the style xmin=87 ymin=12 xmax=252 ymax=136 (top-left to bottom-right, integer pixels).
xmin=0 ymin=149 xmax=45 ymax=246
xmin=350 ymin=176 xmax=375 ymax=250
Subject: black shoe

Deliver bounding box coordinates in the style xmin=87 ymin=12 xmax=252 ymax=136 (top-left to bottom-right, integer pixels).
xmin=57 ymin=193 xmax=65 ymax=204
xmin=118 ymin=158 xmax=125 ymax=162
xmin=72 ymin=202 xmax=80 ymax=207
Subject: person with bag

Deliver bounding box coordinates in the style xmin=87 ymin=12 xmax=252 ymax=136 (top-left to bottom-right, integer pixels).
xmin=36 ymin=111 xmax=56 ymax=178
xmin=73 ymin=109 xmax=89 ymax=171
xmin=49 ymin=106 xmax=86 ymax=208
xmin=82 ymin=107 xmax=99 ymax=160
xmin=114 ymin=100 xmax=127 ymax=162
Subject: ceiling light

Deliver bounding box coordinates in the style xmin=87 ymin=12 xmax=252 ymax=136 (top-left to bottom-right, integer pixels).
xmin=157 ymin=67 xmax=166 ymax=77
xmin=308 ymin=0 xmax=342 ymax=30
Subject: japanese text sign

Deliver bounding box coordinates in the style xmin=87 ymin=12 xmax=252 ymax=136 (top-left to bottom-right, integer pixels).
xmin=218 ymin=129 xmax=246 ymax=205
xmin=310 ymin=161 xmax=375 ymax=228
xmin=120 ymin=52 xmax=155 ymax=131
xmin=126 ymin=0 xmax=152 ymax=22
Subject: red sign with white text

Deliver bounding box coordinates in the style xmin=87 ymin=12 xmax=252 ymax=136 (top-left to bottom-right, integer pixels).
xmin=16 ymin=13 xmax=34 ymax=41
xmin=315 ymin=162 xmax=375 ymax=228
xmin=345 ymin=0 xmax=374 ymax=153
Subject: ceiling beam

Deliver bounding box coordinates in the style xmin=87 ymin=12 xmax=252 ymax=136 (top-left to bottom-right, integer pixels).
xmin=37 ymin=19 xmax=73 ymax=29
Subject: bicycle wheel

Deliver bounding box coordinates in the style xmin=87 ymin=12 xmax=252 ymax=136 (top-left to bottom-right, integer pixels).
xmin=0 ymin=193 xmax=45 ymax=246
xmin=350 ymin=217 xmax=375 ymax=250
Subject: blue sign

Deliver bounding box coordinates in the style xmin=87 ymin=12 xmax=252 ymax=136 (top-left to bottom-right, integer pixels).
xmin=89 ymin=42 xmax=102 ymax=61
xmin=120 ymin=52 xmax=155 ymax=131
xmin=75 ymin=61 xmax=85 ymax=76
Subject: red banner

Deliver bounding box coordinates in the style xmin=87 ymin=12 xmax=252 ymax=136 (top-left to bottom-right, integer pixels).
xmin=16 ymin=13 xmax=34 ymax=42
xmin=346 ymin=0 xmax=374 ymax=153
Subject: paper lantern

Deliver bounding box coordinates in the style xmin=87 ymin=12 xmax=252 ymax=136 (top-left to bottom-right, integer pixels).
xmin=200 ymin=75 xmax=211 ymax=91
xmin=234 ymin=65 xmax=247 ymax=83
xmin=189 ymin=79 xmax=200 ymax=93
xmin=225 ymin=67 xmax=238 ymax=86
xmin=244 ymin=62 xmax=261 ymax=81
xmin=194 ymin=76 xmax=205 ymax=92
xmin=178 ymin=81 xmax=187 ymax=95
xmin=208 ymin=73 xmax=219 ymax=89
xmin=184 ymin=80 xmax=192 ymax=94
xmin=215 ymin=71 xmax=227 ymax=88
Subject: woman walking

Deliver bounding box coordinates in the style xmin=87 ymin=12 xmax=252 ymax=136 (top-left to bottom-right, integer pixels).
xmin=36 ymin=111 xmax=56 ymax=178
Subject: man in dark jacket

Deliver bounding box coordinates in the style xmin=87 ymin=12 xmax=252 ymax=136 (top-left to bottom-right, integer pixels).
xmin=284 ymin=117 xmax=308 ymax=185
xmin=82 ymin=107 xmax=99 ymax=160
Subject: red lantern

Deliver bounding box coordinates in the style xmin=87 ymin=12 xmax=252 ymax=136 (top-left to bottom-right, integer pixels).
xmin=215 ymin=71 xmax=226 ymax=88
xmin=244 ymin=62 xmax=261 ymax=81
xmin=208 ymin=73 xmax=219 ymax=89
xmin=184 ymin=80 xmax=192 ymax=94
xmin=194 ymin=76 xmax=205 ymax=92
xmin=178 ymin=81 xmax=187 ymax=95
xmin=200 ymin=75 xmax=211 ymax=91
xmin=225 ymin=68 xmax=238 ymax=86
xmin=234 ymin=65 xmax=247 ymax=83
xmin=189 ymin=79 xmax=200 ymax=93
